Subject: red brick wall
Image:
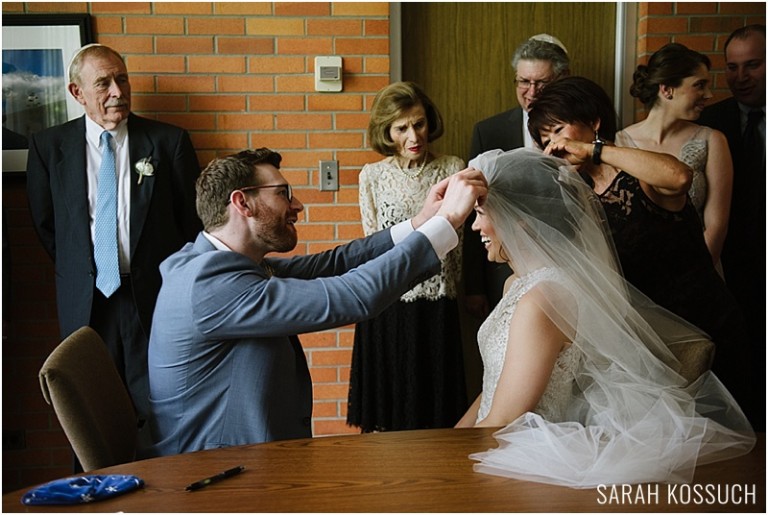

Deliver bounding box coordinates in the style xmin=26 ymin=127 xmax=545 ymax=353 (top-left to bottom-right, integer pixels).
xmin=633 ymin=2 xmax=765 ymax=120
xmin=2 ymin=1 xmax=388 ymax=493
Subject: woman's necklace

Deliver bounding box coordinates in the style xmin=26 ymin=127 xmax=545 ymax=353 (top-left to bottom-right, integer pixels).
xmin=394 ymin=154 xmax=429 ymax=179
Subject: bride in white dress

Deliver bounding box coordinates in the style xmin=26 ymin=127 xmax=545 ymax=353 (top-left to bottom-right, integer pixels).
xmin=456 ymin=148 xmax=754 ymax=488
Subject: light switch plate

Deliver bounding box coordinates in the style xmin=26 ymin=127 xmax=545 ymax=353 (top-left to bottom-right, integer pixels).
xmin=320 ymin=160 xmax=339 ymax=191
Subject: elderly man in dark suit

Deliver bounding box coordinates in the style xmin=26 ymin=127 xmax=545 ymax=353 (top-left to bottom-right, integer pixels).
xmin=26 ymin=44 xmax=202 ymax=423
xmin=147 ymin=149 xmax=486 ymax=456
xmin=698 ymin=24 xmax=765 ymax=430
xmin=463 ymin=34 xmax=570 ymax=321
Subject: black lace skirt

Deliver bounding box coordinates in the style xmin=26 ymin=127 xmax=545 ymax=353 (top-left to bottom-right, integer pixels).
xmin=347 ymin=297 xmax=468 ymax=432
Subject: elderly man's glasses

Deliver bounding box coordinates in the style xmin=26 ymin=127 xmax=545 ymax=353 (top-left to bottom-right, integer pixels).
xmin=515 ymin=78 xmax=551 ymax=91
xmin=227 ymin=184 xmax=292 ymax=205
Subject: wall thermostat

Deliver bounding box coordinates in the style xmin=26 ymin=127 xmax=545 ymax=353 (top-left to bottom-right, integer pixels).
xmin=314 ymin=56 xmax=343 ymax=92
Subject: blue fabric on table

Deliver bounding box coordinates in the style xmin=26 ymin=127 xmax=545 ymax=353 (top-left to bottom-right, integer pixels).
xmin=21 ymin=475 xmax=144 ymax=505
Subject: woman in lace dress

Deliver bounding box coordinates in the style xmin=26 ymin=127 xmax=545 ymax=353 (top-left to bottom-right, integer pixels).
xmin=618 ymin=43 xmax=733 ymax=269
xmin=347 ymin=82 xmax=467 ymax=431
xmin=459 ymin=148 xmax=754 ymax=488
xmin=526 ymin=77 xmax=755 ymax=426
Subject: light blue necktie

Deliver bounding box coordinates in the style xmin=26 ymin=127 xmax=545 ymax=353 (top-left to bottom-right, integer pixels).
xmin=93 ymin=131 xmax=121 ymax=297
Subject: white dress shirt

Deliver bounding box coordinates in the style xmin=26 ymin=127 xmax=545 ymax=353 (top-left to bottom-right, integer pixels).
xmin=522 ymin=109 xmax=535 ymax=149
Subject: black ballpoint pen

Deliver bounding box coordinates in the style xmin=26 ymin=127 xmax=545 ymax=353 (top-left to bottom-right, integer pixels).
xmin=185 ymin=465 xmax=245 ymax=491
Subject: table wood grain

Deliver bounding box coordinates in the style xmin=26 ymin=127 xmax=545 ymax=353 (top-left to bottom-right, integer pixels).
xmin=4 ymin=428 xmax=764 ymax=512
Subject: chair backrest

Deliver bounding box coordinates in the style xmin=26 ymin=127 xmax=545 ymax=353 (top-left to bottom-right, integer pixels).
xmin=667 ymin=338 xmax=716 ymax=385
xmin=39 ymin=326 xmax=138 ymax=471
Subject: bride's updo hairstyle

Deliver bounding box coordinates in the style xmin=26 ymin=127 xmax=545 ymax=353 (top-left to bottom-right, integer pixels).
xmin=482 ymin=150 xmax=577 ymax=241
xmin=629 ymin=43 xmax=711 ymax=110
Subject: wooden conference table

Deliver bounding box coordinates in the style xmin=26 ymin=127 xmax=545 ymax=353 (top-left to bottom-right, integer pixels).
xmin=4 ymin=428 xmax=765 ymax=512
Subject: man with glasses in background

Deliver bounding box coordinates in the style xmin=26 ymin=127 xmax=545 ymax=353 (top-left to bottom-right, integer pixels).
xmin=462 ymin=34 xmax=570 ymax=322
xmin=146 ymin=148 xmax=487 ymax=456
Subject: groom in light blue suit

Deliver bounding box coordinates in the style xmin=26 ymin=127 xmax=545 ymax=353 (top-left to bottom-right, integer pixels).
xmin=147 ymin=148 xmax=486 ymax=456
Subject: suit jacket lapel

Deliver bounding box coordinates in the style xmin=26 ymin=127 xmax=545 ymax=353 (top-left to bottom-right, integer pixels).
xmin=57 ymin=117 xmax=90 ymax=226
xmin=128 ymin=115 xmax=156 ymax=259
xmin=509 ymin=108 xmax=524 ymax=148
xmin=724 ymin=98 xmax=743 ymax=148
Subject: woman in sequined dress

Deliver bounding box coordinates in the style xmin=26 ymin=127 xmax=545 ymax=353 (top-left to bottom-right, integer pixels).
xmin=617 ymin=43 xmax=733 ymax=270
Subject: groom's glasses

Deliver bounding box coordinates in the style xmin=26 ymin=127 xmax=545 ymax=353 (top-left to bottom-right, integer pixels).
xmin=227 ymin=184 xmax=292 ymax=205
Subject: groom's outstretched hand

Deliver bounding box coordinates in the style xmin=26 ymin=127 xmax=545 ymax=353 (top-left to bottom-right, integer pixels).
xmin=413 ymin=168 xmax=487 ymax=230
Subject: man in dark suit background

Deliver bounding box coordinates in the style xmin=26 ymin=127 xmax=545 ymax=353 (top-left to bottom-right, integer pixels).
xmin=699 ymin=24 xmax=765 ymax=430
xmin=26 ymin=44 xmax=202 ymax=423
xmin=463 ymin=34 xmax=570 ymax=320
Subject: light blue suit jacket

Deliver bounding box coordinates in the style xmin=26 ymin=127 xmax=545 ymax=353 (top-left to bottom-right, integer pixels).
xmin=147 ymin=229 xmax=440 ymax=456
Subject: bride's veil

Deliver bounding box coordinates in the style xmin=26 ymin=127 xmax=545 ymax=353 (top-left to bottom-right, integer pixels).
xmin=467 ymin=148 xmax=755 ymax=488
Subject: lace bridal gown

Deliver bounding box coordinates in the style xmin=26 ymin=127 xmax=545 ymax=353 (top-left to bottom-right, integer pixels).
xmin=466 ymin=148 xmax=755 ymax=489
xmin=476 ymin=268 xmax=579 ymax=425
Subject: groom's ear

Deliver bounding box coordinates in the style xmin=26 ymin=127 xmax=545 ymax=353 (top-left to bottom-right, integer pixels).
xmin=592 ymin=118 xmax=602 ymax=133
xmin=229 ymin=191 xmax=252 ymax=218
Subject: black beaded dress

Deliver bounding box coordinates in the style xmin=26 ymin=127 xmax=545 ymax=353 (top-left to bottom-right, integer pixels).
xmin=596 ymin=171 xmax=752 ymax=416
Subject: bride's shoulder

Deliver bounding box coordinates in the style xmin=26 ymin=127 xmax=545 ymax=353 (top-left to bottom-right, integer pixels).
xmin=501 ymin=267 xmax=568 ymax=296
xmin=522 ymin=267 xmax=567 ymax=285
xmin=513 ymin=271 xmax=577 ymax=340
xmin=517 ymin=269 xmax=576 ymax=305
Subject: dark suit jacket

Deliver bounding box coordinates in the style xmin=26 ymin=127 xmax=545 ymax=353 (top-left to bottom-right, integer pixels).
xmin=698 ymin=98 xmax=744 ymax=189
xmin=147 ymin=229 xmax=442 ymax=455
xmin=699 ymin=97 xmax=765 ymax=430
xmin=699 ymin=98 xmax=764 ymax=223
xmin=462 ymin=107 xmax=524 ymax=308
xmin=698 ymin=98 xmax=765 ymax=292
xmin=26 ymin=113 xmax=202 ymax=339
xmin=468 ymin=107 xmax=525 ymax=160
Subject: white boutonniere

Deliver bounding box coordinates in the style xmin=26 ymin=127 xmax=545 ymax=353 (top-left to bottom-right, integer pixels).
xmin=135 ymin=157 xmax=155 ymax=185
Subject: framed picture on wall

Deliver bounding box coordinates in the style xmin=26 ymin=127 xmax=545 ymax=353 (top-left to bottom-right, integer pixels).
xmin=2 ymin=14 xmax=93 ymax=173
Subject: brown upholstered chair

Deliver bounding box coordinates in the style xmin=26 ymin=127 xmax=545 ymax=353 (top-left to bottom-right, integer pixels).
xmin=667 ymin=338 xmax=715 ymax=385
xmin=39 ymin=326 xmax=138 ymax=471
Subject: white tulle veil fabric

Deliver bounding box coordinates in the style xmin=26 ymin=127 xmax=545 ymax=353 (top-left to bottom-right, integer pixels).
xmin=467 ymin=148 xmax=755 ymax=488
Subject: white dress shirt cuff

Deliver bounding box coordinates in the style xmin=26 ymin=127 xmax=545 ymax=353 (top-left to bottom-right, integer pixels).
xmin=391 ymin=217 xmax=458 ymax=259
